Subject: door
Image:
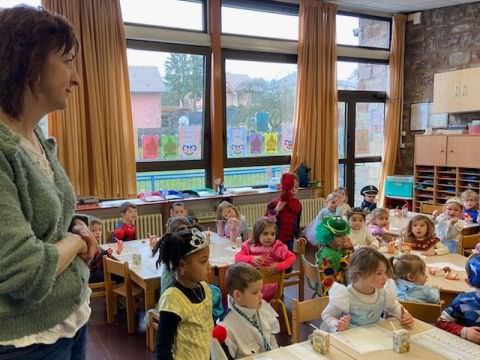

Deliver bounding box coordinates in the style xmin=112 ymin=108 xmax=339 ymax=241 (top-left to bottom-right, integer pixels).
xmin=432 ymin=71 xmax=461 ymax=113
xmin=415 ymin=136 xmax=446 ymax=166
xmin=446 ymin=135 xmax=480 ymax=168
xmin=460 ymin=67 xmax=480 ymax=112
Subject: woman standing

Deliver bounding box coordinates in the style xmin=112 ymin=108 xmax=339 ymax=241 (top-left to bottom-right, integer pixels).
xmin=0 ymin=5 xmax=97 ymax=359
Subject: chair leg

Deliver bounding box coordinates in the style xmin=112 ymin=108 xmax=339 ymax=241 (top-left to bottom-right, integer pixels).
xmin=106 ymin=292 xmax=115 ymax=324
xmin=272 ymin=300 xmax=292 ymax=336
xmin=126 ymin=295 xmax=136 ymax=334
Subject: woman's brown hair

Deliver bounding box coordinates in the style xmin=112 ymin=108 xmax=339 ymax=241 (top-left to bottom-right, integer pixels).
xmin=0 ymin=6 xmax=79 ymax=119
xmin=347 ymin=247 xmax=392 ymax=284
xmin=405 ymin=214 xmax=435 ymax=242
xmin=390 ymin=254 xmax=426 ymax=281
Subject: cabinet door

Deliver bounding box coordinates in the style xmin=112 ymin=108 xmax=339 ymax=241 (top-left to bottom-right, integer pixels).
xmin=460 ymin=67 xmax=480 ymax=112
xmin=446 ymin=136 xmax=480 ymax=168
xmin=432 ymin=71 xmax=461 ymax=113
xmin=415 ymin=136 xmax=447 ymax=166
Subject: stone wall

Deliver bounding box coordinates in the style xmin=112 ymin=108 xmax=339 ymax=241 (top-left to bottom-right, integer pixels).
xmin=398 ymin=2 xmax=480 ymax=174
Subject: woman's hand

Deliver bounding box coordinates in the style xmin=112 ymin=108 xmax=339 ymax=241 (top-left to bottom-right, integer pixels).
xmin=71 ymin=224 xmax=98 ymax=261
xmin=336 ymin=315 xmax=351 ymax=331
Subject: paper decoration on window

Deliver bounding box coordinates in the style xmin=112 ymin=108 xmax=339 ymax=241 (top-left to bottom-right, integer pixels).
xmin=264 ymin=132 xmax=279 ymax=155
xmin=142 ymin=135 xmax=159 ymax=160
xmin=160 ymin=135 xmax=178 ymax=159
xmin=179 ymin=126 xmax=201 ymax=159
xmin=249 ymin=132 xmax=263 ymax=155
xmin=355 ymin=129 xmax=369 ymax=155
xmin=281 ymin=123 xmax=294 ymax=152
xmin=228 ymin=127 xmax=247 ymax=157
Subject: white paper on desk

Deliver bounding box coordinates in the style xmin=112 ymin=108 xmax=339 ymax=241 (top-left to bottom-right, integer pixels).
xmin=209 ymin=235 xmax=230 ymax=245
xmin=286 ymin=343 xmax=326 ymax=359
xmin=427 ymin=262 xmax=465 ymax=272
xmin=332 ymin=324 xmax=393 ymax=354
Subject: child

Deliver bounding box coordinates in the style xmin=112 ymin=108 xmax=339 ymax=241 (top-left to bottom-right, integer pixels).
xmin=321 ymin=247 xmax=414 ymax=332
xmin=220 ymin=263 xmax=280 ymax=358
xmin=367 ymin=208 xmax=390 ymax=245
xmin=404 ymin=214 xmax=449 ymax=256
xmin=391 ymin=254 xmax=440 ymax=304
xmin=347 ymin=208 xmax=379 ymax=249
xmin=170 ymin=202 xmax=199 ymax=226
xmin=436 ymin=254 xmax=480 ymax=344
xmin=433 ymin=198 xmax=465 ymax=254
xmin=335 ymin=187 xmax=352 ymax=217
xmin=305 ymin=192 xmax=340 ymax=245
xmin=88 ymin=218 xmax=113 ymax=283
xmin=112 ymin=201 xmax=137 ymax=242
xmin=266 ymin=172 xmax=302 ymax=250
xmin=462 ymin=189 xmax=479 ymax=223
xmin=155 ymin=228 xmax=213 ymax=360
xmin=234 ymin=217 xmax=296 ymax=301
xmin=217 ymin=200 xmax=248 ymax=240
xmin=315 ymin=216 xmax=353 ymax=295
xmin=360 ymin=185 xmax=378 ymax=212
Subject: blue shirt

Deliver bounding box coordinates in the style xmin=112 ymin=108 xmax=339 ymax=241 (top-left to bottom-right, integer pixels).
xmin=395 ymin=279 xmax=440 ymax=304
xmin=444 ymin=291 xmax=480 ymax=327
xmin=464 ymin=209 xmax=478 ymax=223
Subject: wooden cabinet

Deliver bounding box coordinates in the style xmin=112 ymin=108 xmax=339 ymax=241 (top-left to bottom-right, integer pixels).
xmin=446 ymin=135 xmax=480 ymax=168
xmin=432 ymin=67 xmax=480 ymax=113
xmin=415 ymin=135 xmax=446 ymax=166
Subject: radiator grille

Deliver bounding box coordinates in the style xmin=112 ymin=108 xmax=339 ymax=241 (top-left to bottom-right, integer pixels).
xmin=237 ymin=203 xmax=267 ymax=227
xmin=100 ymin=213 xmax=163 ymax=244
xmin=299 ymin=198 xmax=324 ymax=228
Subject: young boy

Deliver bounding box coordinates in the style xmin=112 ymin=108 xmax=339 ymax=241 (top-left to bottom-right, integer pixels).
xmin=88 ymin=218 xmax=112 ymax=283
xmin=170 ymin=202 xmax=199 ymax=227
xmin=360 ymin=185 xmax=378 ymax=212
xmin=305 ymin=192 xmax=340 ymax=244
xmin=112 ymin=201 xmax=137 ymax=242
xmin=221 ymin=263 xmax=280 ymax=358
xmin=436 ymin=254 xmax=480 ymax=344
xmin=462 ymin=189 xmax=479 ymax=223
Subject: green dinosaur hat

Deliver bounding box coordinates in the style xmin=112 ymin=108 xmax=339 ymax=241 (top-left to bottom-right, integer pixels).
xmin=315 ymin=216 xmax=351 ymax=246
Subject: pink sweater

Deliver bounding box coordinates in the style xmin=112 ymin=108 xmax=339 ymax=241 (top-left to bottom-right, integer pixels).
xmin=235 ymin=239 xmax=296 ymax=271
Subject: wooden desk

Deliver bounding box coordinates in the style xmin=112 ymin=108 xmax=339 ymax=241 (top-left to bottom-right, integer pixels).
xmin=239 ymin=341 xmax=354 ymax=359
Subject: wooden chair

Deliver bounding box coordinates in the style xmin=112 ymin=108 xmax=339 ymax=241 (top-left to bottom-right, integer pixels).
xmin=283 ymin=238 xmax=306 ymax=301
xmin=458 ymin=233 xmax=480 ymax=256
xmin=301 ymin=256 xmax=323 ymax=298
xmin=103 ymin=256 xmax=143 ymax=334
xmin=146 ymin=308 xmax=159 ymax=352
xmin=291 ymin=296 xmax=329 ymax=343
xmin=399 ymin=300 xmax=442 ymax=324
xmin=89 ymin=282 xmax=106 ymax=299
xmin=419 ymin=203 xmax=443 ymax=215
xmin=259 ymin=268 xmax=291 ymax=336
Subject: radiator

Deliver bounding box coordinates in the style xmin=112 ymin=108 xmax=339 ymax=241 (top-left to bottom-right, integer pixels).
xmin=100 ymin=213 xmax=163 ymax=244
xmin=237 ymin=203 xmax=267 ymax=227
xmin=299 ymin=198 xmax=324 ymax=227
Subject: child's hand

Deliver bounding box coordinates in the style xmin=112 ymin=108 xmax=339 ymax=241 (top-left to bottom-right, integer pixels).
xmin=253 ymin=256 xmax=266 ymax=267
xmin=400 ymin=307 xmax=414 ymax=329
xmin=450 ymin=217 xmax=458 ymax=224
xmin=264 ymin=265 xmax=278 ymax=275
xmin=432 ymin=210 xmax=440 ymax=219
xmin=422 ymin=248 xmax=436 ymax=256
xmin=465 ymin=327 xmax=480 ymax=343
xmin=275 ymin=201 xmax=286 ymax=214
xmin=336 ymin=315 xmax=351 ymax=331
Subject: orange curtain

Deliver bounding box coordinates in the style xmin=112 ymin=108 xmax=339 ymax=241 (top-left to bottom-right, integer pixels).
xmin=291 ymin=0 xmax=338 ymax=195
xmin=378 ymin=14 xmax=407 ymax=205
xmin=43 ymin=0 xmax=137 ymax=199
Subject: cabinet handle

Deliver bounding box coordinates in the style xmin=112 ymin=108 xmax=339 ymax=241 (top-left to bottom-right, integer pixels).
xmin=449 ymin=149 xmax=454 ymax=153
xmin=463 ymin=85 xmax=467 ymax=96
xmin=454 ymin=85 xmax=460 ymax=97
xmin=440 ymin=149 xmax=444 ymax=153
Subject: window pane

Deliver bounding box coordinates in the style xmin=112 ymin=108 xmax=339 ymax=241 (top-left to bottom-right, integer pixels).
xmin=137 ymin=170 xmax=205 ymax=192
xmin=338 ymin=164 xmax=345 ymax=188
xmin=337 ymin=61 xmax=388 ymax=92
xmin=225 ymin=59 xmax=297 ymax=158
xmin=0 ymin=0 xmax=40 ymax=6
xmin=337 ymin=14 xmax=390 ymax=49
xmin=222 ymin=6 xmax=298 ymax=40
xmin=338 ymin=102 xmax=346 ymax=159
xmin=224 ymin=165 xmax=290 ymax=188
xmin=355 ymin=102 xmax=385 ymax=158
xmin=354 ymin=162 xmax=381 ymax=206
xmin=120 ymin=0 xmax=203 ymax=31
xmin=127 ymin=49 xmax=205 ymax=162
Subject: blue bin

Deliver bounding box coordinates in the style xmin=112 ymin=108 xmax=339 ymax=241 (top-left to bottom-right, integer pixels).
xmin=385 ymin=176 xmax=414 ymax=199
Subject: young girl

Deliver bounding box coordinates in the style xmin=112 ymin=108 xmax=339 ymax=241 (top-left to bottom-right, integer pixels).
xmin=391 ymin=254 xmax=440 ymax=304
xmin=315 ymin=216 xmax=353 ymax=295
xmin=266 ymin=172 xmax=302 ymax=250
xmin=433 ymin=198 xmax=465 ymax=254
xmin=367 ymin=208 xmax=390 ymax=245
xmin=235 ymin=217 xmax=296 ymax=301
xmin=347 ymin=208 xmax=379 ymax=249
xmin=321 ymin=247 xmax=414 ymax=332
xmin=155 ymin=228 xmax=212 ymax=360
xmin=305 ymin=192 xmax=340 ymax=245
xmin=462 ymin=189 xmax=479 ymax=223
xmin=217 ymin=200 xmax=248 ymax=240
xmin=335 ymin=187 xmax=352 ymax=217
xmin=405 ymin=214 xmax=449 ymax=256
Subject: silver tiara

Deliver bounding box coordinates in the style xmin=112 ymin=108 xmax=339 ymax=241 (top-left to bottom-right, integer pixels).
xmin=185 ymin=228 xmax=210 ymax=256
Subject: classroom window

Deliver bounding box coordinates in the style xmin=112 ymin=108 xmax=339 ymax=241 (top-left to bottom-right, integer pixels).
xmin=137 ymin=170 xmax=206 ymax=192
xmin=221 ymin=2 xmax=298 ymax=40
xmin=223 ymin=165 xmax=290 ymax=188
xmin=120 ymin=0 xmax=204 ymax=31
xmin=0 ymin=0 xmax=40 ymax=6
xmin=354 ymin=162 xmax=382 ymax=205
xmin=337 ymin=61 xmax=389 ymax=92
xmin=336 ymin=13 xmax=391 ymax=50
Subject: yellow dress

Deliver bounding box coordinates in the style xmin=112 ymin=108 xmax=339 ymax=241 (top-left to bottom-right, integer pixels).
xmin=158 ymin=281 xmax=213 ymax=360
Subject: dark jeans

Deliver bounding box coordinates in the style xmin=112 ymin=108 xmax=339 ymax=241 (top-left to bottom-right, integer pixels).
xmin=0 ymin=325 xmax=87 ymax=360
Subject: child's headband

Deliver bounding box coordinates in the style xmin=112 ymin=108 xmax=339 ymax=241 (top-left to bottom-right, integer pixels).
xmin=185 ymin=228 xmax=210 ymax=256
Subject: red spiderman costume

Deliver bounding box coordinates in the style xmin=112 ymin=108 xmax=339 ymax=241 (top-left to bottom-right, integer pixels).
xmin=266 ymin=173 xmax=302 ymax=249
xmin=112 ymin=222 xmax=136 ymax=242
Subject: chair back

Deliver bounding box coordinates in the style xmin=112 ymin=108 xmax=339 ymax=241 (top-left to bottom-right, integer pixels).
xmin=399 ymin=300 xmax=442 ymax=324
xmin=258 ymin=269 xmax=285 ymax=300
xmin=291 ymin=297 xmax=329 ymax=343
xmin=459 ymin=233 xmax=480 ymax=255
xmin=420 ymin=203 xmax=443 ymax=215
xmin=301 ymin=256 xmax=323 ymax=297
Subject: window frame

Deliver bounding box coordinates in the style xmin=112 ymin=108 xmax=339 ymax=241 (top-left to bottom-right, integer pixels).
xmin=127 ymin=39 xmax=212 ymax=182
xmin=222 ymin=48 xmax=297 ymax=170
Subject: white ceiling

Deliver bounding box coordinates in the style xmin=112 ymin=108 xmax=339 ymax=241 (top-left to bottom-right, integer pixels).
xmin=327 ymin=0 xmax=480 ymax=14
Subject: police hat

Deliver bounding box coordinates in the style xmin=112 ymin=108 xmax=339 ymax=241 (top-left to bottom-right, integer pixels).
xmin=360 ymin=185 xmax=378 ymax=196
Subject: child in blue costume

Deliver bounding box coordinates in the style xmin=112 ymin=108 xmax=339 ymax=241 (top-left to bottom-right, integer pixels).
xmin=321 ymin=247 xmax=414 ymax=332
